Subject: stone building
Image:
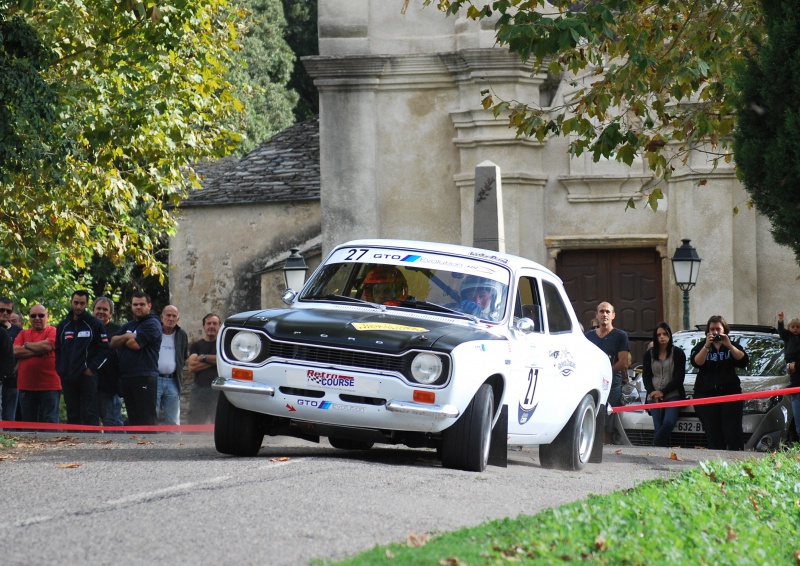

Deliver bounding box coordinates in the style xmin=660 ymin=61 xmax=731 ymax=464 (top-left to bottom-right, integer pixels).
xmin=169 ymin=118 xmax=322 ymax=341
xmin=302 ymin=0 xmax=799 ymax=359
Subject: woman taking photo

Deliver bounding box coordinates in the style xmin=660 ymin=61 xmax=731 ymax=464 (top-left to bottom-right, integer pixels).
xmin=690 ymin=315 xmax=749 ymax=451
xmin=642 ymin=322 xmax=686 ymax=447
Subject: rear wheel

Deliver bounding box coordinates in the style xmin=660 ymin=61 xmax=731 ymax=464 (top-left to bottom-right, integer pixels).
xmin=214 ymin=393 xmax=264 ymax=456
xmin=328 ymin=437 xmax=374 ymax=450
xmin=441 ymin=384 xmax=494 ymax=472
xmin=539 ymin=394 xmax=596 ymax=471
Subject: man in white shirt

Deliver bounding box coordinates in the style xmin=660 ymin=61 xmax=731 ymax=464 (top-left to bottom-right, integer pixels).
xmin=156 ymin=305 xmax=188 ymax=426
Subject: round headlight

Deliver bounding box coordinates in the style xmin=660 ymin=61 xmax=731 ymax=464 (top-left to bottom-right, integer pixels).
xmin=410 ymin=353 xmax=443 ymax=385
xmin=230 ymin=331 xmax=262 ymax=362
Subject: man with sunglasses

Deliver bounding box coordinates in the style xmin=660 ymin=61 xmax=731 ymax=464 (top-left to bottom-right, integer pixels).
xmin=13 ymin=305 xmax=61 ymax=423
xmin=0 ymin=297 xmax=21 ymax=421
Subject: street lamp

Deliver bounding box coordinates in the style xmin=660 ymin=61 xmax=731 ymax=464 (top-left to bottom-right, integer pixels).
xmin=671 ymin=239 xmax=701 ymax=330
xmin=282 ymin=248 xmax=308 ymax=291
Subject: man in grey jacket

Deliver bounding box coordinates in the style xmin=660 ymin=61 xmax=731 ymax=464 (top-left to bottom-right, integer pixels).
xmin=156 ymin=305 xmax=188 ymax=426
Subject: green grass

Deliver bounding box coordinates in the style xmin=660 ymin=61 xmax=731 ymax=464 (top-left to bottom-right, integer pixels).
xmin=324 ymin=451 xmax=800 ymax=565
xmin=0 ymin=434 xmax=16 ymax=449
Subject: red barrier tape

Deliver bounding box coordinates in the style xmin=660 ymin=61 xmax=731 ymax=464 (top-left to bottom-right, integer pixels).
xmin=611 ymin=385 xmax=800 ymax=413
xmin=0 ymin=421 xmax=214 ymax=433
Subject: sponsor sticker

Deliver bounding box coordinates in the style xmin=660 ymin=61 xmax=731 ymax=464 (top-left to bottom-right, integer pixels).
xmin=351 ymin=323 xmax=428 ymax=332
xmin=296 ymin=398 xmax=365 ymax=413
xmin=77 ymin=330 xmax=91 ymax=338
xmin=307 ymin=369 xmax=355 ymax=389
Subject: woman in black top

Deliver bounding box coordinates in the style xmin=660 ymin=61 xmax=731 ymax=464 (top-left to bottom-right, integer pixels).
xmin=690 ymin=315 xmax=749 ymax=450
xmin=642 ymin=322 xmax=686 ymax=447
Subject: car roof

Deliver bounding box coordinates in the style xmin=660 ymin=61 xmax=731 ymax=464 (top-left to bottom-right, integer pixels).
xmin=684 ymin=324 xmax=779 ymax=335
xmin=335 ymin=238 xmax=557 ymax=279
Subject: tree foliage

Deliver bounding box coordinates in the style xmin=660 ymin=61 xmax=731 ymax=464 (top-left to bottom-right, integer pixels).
xmin=281 ymin=0 xmax=318 ymax=121
xmin=428 ymin=0 xmax=764 ymax=193
xmin=225 ymin=0 xmax=297 ymax=156
xmin=0 ymin=0 xmax=245 ymax=286
xmin=733 ymin=0 xmax=800 ymax=261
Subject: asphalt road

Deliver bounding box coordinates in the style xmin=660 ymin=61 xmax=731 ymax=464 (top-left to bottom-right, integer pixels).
xmin=0 ymin=433 xmax=761 ymax=565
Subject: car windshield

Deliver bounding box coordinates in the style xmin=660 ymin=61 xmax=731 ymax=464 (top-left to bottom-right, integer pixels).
xmin=673 ymin=333 xmax=787 ymax=377
xmin=299 ymin=246 xmax=511 ymax=322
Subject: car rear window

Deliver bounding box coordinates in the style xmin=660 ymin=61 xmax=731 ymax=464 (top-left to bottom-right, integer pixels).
xmin=672 ymin=333 xmax=786 ymax=377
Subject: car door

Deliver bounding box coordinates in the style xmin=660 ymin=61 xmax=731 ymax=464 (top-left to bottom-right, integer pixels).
xmin=507 ymin=272 xmax=561 ymax=442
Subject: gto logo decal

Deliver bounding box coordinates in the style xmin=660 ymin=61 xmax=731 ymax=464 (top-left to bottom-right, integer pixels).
xmin=518 ymin=368 xmax=539 ymax=425
xmin=296 ymin=398 xmax=365 ymax=413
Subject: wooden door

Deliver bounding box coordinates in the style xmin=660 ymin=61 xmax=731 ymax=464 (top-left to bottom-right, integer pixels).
xmin=557 ymin=248 xmax=663 ymax=366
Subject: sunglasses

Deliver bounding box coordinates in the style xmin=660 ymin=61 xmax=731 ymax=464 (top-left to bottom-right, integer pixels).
xmin=0 ymin=308 xmax=11 ymax=314
xmin=30 ymin=313 xmax=46 ymax=319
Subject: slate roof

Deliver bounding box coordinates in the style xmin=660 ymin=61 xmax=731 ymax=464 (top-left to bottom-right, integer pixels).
xmin=182 ymin=116 xmax=320 ymax=207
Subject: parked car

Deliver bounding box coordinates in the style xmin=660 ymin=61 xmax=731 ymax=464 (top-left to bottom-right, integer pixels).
xmin=212 ymin=239 xmax=612 ymax=471
xmin=614 ymin=326 xmax=793 ymax=451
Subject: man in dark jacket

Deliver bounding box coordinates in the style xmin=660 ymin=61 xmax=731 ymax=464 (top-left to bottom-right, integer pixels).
xmin=93 ymin=297 xmax=124 ymax=426
xmin=55 ymin=290 xmax=110 ymax=425
xmin=110 ymin=292 xmax=162 ymax=426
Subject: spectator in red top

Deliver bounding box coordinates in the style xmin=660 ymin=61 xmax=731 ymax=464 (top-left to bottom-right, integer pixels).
xmin=13 ymin=304 xmax=61 ymax=422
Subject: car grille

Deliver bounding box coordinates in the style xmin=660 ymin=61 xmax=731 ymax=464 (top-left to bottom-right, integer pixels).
xmin=623 ymin=430 xmax=753 ymax=449
xmin=267 ymin=341 xmax=405 ymax=372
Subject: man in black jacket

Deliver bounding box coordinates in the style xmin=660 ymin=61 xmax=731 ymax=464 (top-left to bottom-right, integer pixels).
xmin=55 ymin=290 xmax=110 ymax=425
xmin=110 ymin=292 xmax=162 ymax=426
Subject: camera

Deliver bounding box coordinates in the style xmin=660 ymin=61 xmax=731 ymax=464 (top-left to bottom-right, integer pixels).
xmin=712 ymin=334 xmax=723 ymax=342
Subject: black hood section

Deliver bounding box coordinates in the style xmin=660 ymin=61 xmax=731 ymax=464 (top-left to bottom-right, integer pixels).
xmin=225 ymin=307 xmax=504 ymax=353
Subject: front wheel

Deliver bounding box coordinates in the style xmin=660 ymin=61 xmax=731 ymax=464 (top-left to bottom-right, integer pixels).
xmin=539 ymin=393 xmax=596 ymax=471
xmin=214 ymin=393 xmax=264 ymax=457
xmin=441 ymin=383 xmax=494 ymax=472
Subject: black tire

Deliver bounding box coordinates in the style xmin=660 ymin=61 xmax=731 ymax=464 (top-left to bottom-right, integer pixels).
xmin=441 ymin=383 xmax=494 ymax=472
xmin=539 ymin=394 xmax=596 ymax=471
xmin=328 ymin=437 xmax=374 ymax=450
xmin=214 ymin=393 xmax=264 ymax=457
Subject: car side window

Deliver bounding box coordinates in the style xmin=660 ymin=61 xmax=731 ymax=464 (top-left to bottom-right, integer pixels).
xmin=515 ymin=276 xmax=543 ymax=333
xmin=542 ymin=280 xmax=573 ymax=334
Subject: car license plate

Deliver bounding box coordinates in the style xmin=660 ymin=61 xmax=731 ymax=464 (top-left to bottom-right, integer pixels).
xmin=675 ymin=419 xmax=704 ymax=433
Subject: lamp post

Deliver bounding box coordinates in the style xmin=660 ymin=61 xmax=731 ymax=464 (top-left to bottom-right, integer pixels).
xmin=283 ymin=248 xmax=308 ymax=291
xmin=670 ymin=239 xmax=701 ymax=330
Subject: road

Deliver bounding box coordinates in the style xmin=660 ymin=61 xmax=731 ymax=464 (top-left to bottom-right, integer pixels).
xmin=0 ymin=433 xmax=759 ymax=565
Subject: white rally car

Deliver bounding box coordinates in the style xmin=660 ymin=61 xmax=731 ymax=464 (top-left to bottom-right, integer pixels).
xmin=213 ymin=239 xmax=611 ymax=472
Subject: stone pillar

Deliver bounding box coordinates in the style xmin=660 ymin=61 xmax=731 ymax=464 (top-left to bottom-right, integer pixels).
xmin=472 ymin=160 xmax=505 ymax=252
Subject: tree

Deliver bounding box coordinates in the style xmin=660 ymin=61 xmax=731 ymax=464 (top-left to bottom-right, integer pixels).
xmin=281 ymin=0 xmax=318 ymax=121
xmin=733 ymin=0 xmax=800 ymax=261
xmin=0 ymin=0 xmax=245 ymax=286
xmin=428 ymin=0 xmax=764 ymax=208
xmin=226 ymin=0 xmax=298 ymax=156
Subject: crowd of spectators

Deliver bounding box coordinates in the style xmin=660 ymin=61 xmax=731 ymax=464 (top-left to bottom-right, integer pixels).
xmin=0 ymin=292 xmax=221 ymax=428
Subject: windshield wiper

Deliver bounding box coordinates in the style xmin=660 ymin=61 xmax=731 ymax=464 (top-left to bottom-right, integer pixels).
xmin=302 ymin=294 xmax=383 ymax=309
xmin=396 ymin=299 xmax=478 ymax=321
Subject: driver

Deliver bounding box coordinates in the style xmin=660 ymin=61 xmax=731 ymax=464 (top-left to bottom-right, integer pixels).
xmin=458 ymin=276 xmax=503 ymax=321
xmin=362 ymin=266 xmax=408 ymax=306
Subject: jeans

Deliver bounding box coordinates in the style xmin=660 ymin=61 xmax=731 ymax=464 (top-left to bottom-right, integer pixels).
xmin=120 ymin=375 xmax=158 ymax=426
xmin=98 ymin=392 xmax=124 ymax=426
xmin=20 ymin=390 xmax=61 ymax=423
xmin=791 ymin=394 xmax=800 ymax=436
xmin=61 ymin=374 xmax=99 ymax=425
xmin=188 ymin=383 xmax=219 ymax=424
xmin=1 ymin=383 xmax=18 ymax=421
xmin=156 ymin=375 xmax=181 ymax=426
xmin=605 ymin=373 xmax=623 ymax=433
xmin=650 ymin=405 xmax=681 ymax=447
xmin=694 ymin=399 xmax=744 ymax=451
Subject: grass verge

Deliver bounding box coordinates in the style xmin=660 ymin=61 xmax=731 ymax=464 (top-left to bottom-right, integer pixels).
xmin=325 ymin=450 xmax=800 ymax=565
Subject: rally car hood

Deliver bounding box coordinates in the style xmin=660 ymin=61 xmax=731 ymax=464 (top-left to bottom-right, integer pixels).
xmin=224 ymin=306 xmax=504 ymax=353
